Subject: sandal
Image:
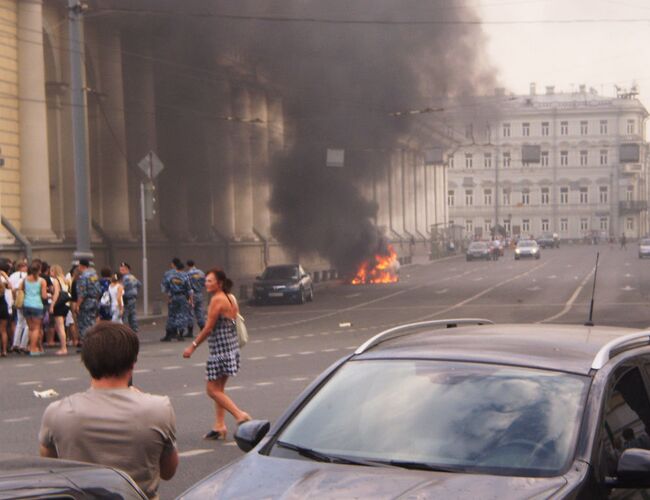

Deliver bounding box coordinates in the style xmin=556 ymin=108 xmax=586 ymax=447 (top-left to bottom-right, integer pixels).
xmin=55 ymin=349 xmax=68 ymax=356
xmin=203 ymin=429 xmax=227 ymax=440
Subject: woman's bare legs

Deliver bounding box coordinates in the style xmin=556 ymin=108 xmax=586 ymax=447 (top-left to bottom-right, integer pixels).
xmin=53 ymin=316 xmax=67 ymax=354
xmin=0 ymin=319 xmax=7 ymax=355
xmin=27 ymin=317 xmax=41 ymax=353
xmin=206 ymin=377 xmax=250 ymax=432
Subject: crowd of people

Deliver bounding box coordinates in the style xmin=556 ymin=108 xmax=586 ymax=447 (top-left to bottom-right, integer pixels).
xmin=0 ymin=257 xmax=141 ymax=357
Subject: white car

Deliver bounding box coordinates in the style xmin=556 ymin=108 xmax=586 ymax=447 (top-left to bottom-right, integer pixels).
xmin=514 ymin=239 xmax=540 ymax=260
xmin=639 ymin=238 xmax=650 ymax=259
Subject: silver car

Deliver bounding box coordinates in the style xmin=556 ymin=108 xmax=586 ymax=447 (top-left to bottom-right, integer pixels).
xmin=514 ymin=239 xmax=540 ymax=260
xmin=639 ymin=238 xmax=650 ymax=259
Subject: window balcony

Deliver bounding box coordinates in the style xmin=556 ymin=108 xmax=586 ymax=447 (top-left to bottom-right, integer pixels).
xmin=619 ymin=200 xmax=647 ymax=213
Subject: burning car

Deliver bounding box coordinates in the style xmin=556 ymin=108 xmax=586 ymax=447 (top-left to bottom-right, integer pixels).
xmin=351 ymin=245 xmax=400 ymax=284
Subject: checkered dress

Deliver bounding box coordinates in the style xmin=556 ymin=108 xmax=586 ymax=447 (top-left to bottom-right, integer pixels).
xmin=206 ymin=316 xmax=240 ymax=381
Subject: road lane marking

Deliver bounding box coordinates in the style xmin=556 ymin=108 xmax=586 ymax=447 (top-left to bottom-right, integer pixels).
xmin=621 ymin=286 xmax=635 ymax=291
xmin=224 ymin=442 xmax=238 ymax=447
xmin=228 ymin=385 xmax=243 ymax=391
xmin=15 ymin=363 xmax=33 ymax=368
xmin=3 ymin=416 xmax=31 ymax=423
xmin=287 ymin=336 xmax=300 ymax=339
xmin=322 ymin=348 xmax=339 ymax=352
xmin=345 ymin=293 xmax=361 ymax=298
xmin=183 ymin=391 xmax=203 ymax=396
xmin=46 ymin=360 xmax=65 ymax=365
xmin=539 ymin=264 xmax=596 ymax=323
xmin=18 ymin=381 xmax=41 ymax=386
xmin=133 ymin=369 xmax=151 ymax=374
xmin=255 ymin=382 xmax=274 ymax=386
xmin=435 ymin=288 xmax=448 ymax=295
xmin=274 ymin=354 xmax=291 ymax=358
xmin=291 ymin=377 xmax=309 ymax=382
xmin=251 ymin=340 xmax=264 ymax=344
xmin=58 ymin=377 xmax=78 ymax=381
xmin=162 ymin=366 xmax=181 ymax=370
xmin=179 ymin=449 xmax=214 ymax=458
xmin=193 ymin=363 xmax=204 ymax=367
xmin=304 ymin=333 xmax=315 ymax=337
xmin=299 ymin=351 xmax=314 ymax=355
xmin=248 ymin=356 xmax=267 ymax=361
xmin=270 ymin=338 xmax=282 ymax=342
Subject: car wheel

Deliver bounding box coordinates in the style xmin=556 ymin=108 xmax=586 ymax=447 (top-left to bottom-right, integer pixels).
xmin=307 ymin=286 xmax=314 ymax=302
xmin=298 ymin=287 xmax=306 ymax=305
xmin=515 ymin=256 xmax=519 ymax=260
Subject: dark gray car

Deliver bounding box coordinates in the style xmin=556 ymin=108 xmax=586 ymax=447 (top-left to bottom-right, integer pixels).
xmin=252 ymin=264 xmax=314 ymax=305
xmin=179 ymin=320 xmax=650 ymax=499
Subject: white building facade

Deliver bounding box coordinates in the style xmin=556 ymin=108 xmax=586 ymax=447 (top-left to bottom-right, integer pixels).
xmin=447 ymin=86 xmax=649 ymax=241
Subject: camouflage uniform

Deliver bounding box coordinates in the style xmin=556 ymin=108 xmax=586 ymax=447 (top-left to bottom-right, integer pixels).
xmin=121 ymin=272 xmax=141 ymax=332
xmin=185 ymin=267 xmax=206 ymax=332
xmin=77 ymin=268 xmax=101 ymax=339
xmin=161 ymin=269 xmax=191 ymax=339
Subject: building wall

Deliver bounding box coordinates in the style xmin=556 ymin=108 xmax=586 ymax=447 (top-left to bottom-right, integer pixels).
xmin=448 ymin=90 xmax=649 ymax=241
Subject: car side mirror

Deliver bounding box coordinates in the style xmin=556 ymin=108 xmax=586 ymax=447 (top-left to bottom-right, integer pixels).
xmin=612 ymin=449 xmax=650 ymax=488
xmin=234 ymin=420 xmax=271 ymax=452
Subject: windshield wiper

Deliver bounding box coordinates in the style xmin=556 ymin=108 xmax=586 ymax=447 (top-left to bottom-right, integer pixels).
xmin=275 ymin=441 xmax=382 ymax=467
xmin=388 ymin=460 xmax=465 ymax=473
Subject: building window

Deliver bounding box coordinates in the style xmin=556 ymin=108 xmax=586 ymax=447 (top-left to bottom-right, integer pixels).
xmin=503 ymin=123 xmax=511 ymax=137
xmin=560 ymin=187 xmax=569 ymax=204
xmin=522 ymin=219 xmax=530 ymax=233
xmin=541 ymin=187 xmax=549 ymax=205
xmin=447 ymin=190 xmax=455 ymax=206
xmin=503 ymin=152 xmax=511 ymax=167
xmin=504 ymin=219 xmax=511 ymax=234
xmin=465 ymin=153 xmax=473 ymax=169
xmin=580 ymin=218 xmax=588 ymax=232
xmin=484 ymin=153 xmax=492 ymax=168
xmin=541 ymin=151 xmax=549 ymax=166
xmin=626 ymin=185 xmax=634 ymax=202
xmin=626 ymin=217 xmax=634 ymax=230
xmin=484 ymin=189 xmax=492 ymax=205
xmin=522 ymin=189 xmax=530 ymax=205
xmin=522 ymin=123 xmax=530 ymax=137
xmin=560 ymin=218 xmax=568 ymax=232
xmin=541 ymin=122 xmax=549 ymax=136
xmin=600 ymin=217 xmax=608 ymax=231
xmin=580 ymin=121 xmax=588 ymax=135
xmin=560 ymin=151 xmax=568 ymax=166
xmin=560 ymin=121 xmax=568 ymax=135
xmin=465 ymin=189 xmax=474 ymax=206
xmin=449 ymin=155 xmax=454 ymax=168
xmin=484 ymin=219 xmax=492 ymax=234
xmin=600 ymin=120 xmax=608 ymax=134
xmin=627 ymin=119 xmax=635 ymax=135
xmin=503 ymin=188 xmax=511 ymax=206
xmin=600 ymin=149 xmax=608 ymax=165
xmin=541 ymin=219 xmax=549 ymax=232
xmin=579 ymin=187 xmax=588 ymax=204
xmin=466 ymin=219 xmax=474 ymax=233
xmin=580 ymin=150 xmax=588 ymax=166
xmin=599 ymin=186 xmax=608 ymax=204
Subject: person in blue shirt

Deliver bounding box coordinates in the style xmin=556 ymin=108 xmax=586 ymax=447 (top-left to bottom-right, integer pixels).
xmin=119 ymin=262 xmax=141 ymax=332
xmin=184 ymin=260 xmax=206 ymax=339
xmin=160 ymin=258 xmax=191 ymax=342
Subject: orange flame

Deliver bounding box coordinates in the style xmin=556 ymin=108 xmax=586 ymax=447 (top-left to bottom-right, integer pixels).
xmin=351 ymin=245 xmax=400 ymax=285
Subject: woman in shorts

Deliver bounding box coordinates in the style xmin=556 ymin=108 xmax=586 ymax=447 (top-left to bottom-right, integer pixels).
xmin=23 ymin=261 xmax=47 ymax=355
xmin=50 ymin=265 xmax=69 ymax=355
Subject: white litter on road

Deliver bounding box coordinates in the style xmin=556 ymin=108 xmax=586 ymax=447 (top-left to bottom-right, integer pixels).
xmin=33 ymin=389 xmax=59 ymax=398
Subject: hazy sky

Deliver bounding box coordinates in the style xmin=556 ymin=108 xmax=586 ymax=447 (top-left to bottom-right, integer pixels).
xmin=478 ymin=0 xmax=650 ymax=107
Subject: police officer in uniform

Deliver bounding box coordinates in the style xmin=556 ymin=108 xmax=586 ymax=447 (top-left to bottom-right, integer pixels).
xmin=76 ymin=259 xmax=101 ymax=343
xmin=160 ymin=257 xmax=191 ymax=341
xmin=119 ymin=262 xmax=141 ymax=332
xmin=184 ymin=259 xmax=205 ymax=339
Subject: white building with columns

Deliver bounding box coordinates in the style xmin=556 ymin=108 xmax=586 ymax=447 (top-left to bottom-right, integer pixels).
xmin=0 ymin=0 xmax=449 ymax=288
xmin=447 ymin=85 xmax=649 ymax=241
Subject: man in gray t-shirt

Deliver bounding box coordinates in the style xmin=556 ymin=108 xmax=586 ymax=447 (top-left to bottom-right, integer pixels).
xmin=39 ymin=323 xmax=178 ymax=499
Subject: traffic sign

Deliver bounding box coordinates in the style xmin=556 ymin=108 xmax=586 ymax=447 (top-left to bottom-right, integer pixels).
xmin=138 ymin=151 xmax=164 ymax=180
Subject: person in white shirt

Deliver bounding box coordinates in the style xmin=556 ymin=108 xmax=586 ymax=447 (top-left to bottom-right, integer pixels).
xmin=8 ymin=261 xmax=28 ymax=353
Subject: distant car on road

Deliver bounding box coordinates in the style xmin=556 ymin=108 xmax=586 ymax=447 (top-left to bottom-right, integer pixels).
xmin=253 ymin=264 xmax=314 ymax=305
xmin=537 ymin=233 xmax=557 ymax=249
xmin=179 ymin=320 xmax=650 ymax=499
xmin=639 ymin=238 xmax=650 ymax=259
xmin=0 ymin=454 xmax=146 ymax=499
xmin=515 ymin=239 xmax=541 ymax=260
xmin=466 ymin=241 xmax=491 ymax=261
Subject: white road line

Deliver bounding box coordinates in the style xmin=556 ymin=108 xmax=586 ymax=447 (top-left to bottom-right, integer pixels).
xmin=183 ymin=391 xmax=203 ymax=396
xmin=223 ymin=442 xmax=238 ymax=447
xmin=46 ymin=360 xmax=65 ymax=365
xmin=304 ymin=333 xmax=315 ymax=337
xmin=322 ymin=348 xmax=339 ymax=352
xmin=58 ymin=377 xmax=78 ymax=381
xmin=193 ymin=363 xmax=204 ymax=367
xmin=291 ymin=377 xmax=309 ymax=381
xmin=3 ymin=416 xmax=31 ymax=423
xmin=435 ymin=288 xmax=448 ymax=295
xmin=162 ymin=366 xmax=182 ymax=370
xmin=345 ymin=293 xmax=361 ymax=298
xmin=274 ymin=354 xmax=291 ymax=358
xmin=18 ymin=381 xmax=41 ymax=386
xmin=270 ymin=338 xmax=282 ymax=342
xmin=133 ymin=369 xmax=151 ymax=374
xmin=251 ymin=340 xmax=264 ymax=344
xmin=255 ymin=382 xmax=274 ymax=386
xmin=159 ymin=348 xmax=174 ymax=353
xmin=228 ymin=385 xmax=243 ymax=391
xmin=248 ymin=356 xmax=267 ymax=361
xmin=320 ymin=332 xmax=331 ymax=336
xmin=298 ymin=351 xmax=314 ymax=355
xmin=15 ymin=363 xmax=33 ymax=368
xmin=287 ymin=336 xmax=299 ymax=340
xmin=539 ymin=265 xmax=596 ymax=323
xmin=345 ymin=346 xmax=357 ymax=350
xmin=179 ymin=449 xmax=214 ymax=458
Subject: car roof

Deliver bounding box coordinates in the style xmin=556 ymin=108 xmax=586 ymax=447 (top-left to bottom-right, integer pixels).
xmin=354 ymin=323 xmax=639 ymax=375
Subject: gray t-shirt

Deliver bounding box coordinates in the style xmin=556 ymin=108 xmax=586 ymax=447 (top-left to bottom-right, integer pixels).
xmin=39 ymin=387 xmax=177 ymax=499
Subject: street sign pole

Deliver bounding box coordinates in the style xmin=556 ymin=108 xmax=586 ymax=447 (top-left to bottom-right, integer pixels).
xmin=140 ymin=181 xmax=149 ymax=317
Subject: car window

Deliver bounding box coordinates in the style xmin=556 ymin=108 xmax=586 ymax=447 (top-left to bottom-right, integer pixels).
xmin=641 ymin=239 xmax=650 ymax=246
xmin=272 ymin=360 xmax=589 ymax=477
xmin=262 ymin=267 xmax=298 ymax=280
xmin=598 ymin=366 xmax=650 ymax=480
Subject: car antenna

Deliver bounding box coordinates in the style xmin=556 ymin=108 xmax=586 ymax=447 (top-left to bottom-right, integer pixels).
xmin=584 ymin=252 xmax=600 ymax=327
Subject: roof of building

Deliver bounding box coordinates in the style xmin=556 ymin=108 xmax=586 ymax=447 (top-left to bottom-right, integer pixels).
xmin=499 ymin=90 xmax=647 ymax=115
xmin=354 ymin=323 xmax=641 ymax=375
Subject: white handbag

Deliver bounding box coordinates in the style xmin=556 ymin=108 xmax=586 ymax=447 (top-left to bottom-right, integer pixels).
xmin=236 ymin=313 xmax=248 ymax=348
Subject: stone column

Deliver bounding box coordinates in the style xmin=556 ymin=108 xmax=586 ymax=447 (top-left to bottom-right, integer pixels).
xmin=249 ymin=89 xmax=271 ymax=236
xmin=18 ymin=0 xmax=56 ymax=240
xmin=267 ymin=96 xmax=284 ymax=232
xmin=231 ymin=87 xmax=255 ymax=240
xmin=97 ymin=27 xmax=131 ymax=239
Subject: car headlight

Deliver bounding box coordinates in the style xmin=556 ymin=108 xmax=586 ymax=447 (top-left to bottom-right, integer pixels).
xmin=531 ymin=248 xmax=538 ymax=253
xmin=515 ymin=249 xmax=521 ymax=254
xmin=287 ymin=283 xmax=301 ymax=291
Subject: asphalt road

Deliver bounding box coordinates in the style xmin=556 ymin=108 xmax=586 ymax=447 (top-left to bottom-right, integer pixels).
xmin=1 ymin=243 xmax=649 ymax=498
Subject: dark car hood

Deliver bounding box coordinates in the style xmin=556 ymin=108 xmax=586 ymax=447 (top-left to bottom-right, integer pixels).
xmin=256 ymin=279 xmax=298 ymax=287
xmin=180 ymin=453 xmax=567 ymax=500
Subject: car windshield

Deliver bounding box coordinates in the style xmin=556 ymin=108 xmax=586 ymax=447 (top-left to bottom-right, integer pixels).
xmin=641 ymin=239 xmax=650 ymax=246
xmin=469 ymin=242 xmax=487 ymax=249
xmin=273 ymin=360 xmax=589 ymax=477
xmin=262 ymin=266 xmax=299 ymax=280
xmin=518 ymin=241 xmax=535 ymax=247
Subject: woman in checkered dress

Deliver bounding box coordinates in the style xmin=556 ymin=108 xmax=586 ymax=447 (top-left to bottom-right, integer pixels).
xmin=183 ymin=268 xmax=251 ymax=440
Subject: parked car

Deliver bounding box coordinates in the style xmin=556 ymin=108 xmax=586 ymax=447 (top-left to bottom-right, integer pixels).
xmin=537 ymin=233 xmax=557 ymax=249
xmin=514 ymin=239 xmax=541 ymax=260
xmin=0 ymin=453 xmax=147 ymax=499
xmin=252 ymin=264 xmax=314 ymax=305
xmin=639 ymin=238 xmax=650 ymax=259
xmin=466 ymin=241 xmax=491 ymax=261
xmin=180 ymin=320 xmax=650 ymax=499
